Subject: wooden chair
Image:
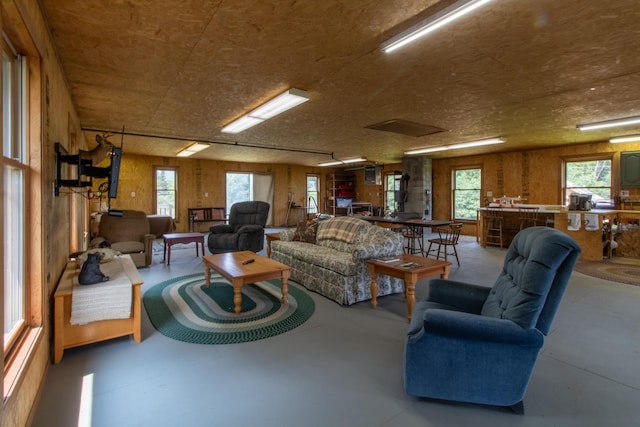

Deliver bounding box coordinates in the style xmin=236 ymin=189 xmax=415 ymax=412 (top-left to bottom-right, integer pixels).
xmin=518 ymin=206 xmax=540 ymax=230
xmin=426 ymin=223 xmax=463 ymax=266
xmin=403 ymin=227 xmax=424 ymax=256
xmin=483 ymin=207 xmax=504 ymax=248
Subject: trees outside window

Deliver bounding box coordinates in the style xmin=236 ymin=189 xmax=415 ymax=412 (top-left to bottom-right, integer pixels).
xmin=453 ymin=167 xmax=481 ymax=220
xmin=564 ymin=158 xmax=612 ymax=206
xmin=154 ymin=167 xmax=177 ymax=219
xmin=306 ymin=175 xmax=319 ymax=214
xmin=226 ymin=172 xmax=252 ymax=215
xmin=384 ymin=172 xmax=402 ymax=214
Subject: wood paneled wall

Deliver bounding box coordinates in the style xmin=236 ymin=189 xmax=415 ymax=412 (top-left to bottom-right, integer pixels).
xmin=432 ymin=141 xmax=640 ymax=236
xmin=97 ymin=154 xmax=330 ymax=231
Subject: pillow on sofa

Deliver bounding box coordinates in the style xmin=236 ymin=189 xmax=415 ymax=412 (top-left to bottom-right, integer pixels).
xmin=293 ymin=219 xmax=319 ymax=244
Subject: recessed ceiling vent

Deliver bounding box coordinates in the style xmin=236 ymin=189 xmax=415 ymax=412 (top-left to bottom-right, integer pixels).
xmin=365 ymin=119 xmax=446 ymax=137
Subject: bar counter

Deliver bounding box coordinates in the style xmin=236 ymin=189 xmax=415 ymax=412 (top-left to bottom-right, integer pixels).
xmin=477 ymin=206 xmax=640 ymax=261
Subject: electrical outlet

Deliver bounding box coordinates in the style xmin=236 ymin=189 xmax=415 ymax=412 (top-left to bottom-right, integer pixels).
xmin=205 ymin=192 xmax=209 ymax=197
xmin=487 ymin=191 xmax=493 ymax=197
xmin=131 ymin=191 xmax=136 ymax=197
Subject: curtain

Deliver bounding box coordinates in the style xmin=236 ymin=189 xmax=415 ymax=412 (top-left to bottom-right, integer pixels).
xmin=253 ymin=173 xmax=274 ymax=226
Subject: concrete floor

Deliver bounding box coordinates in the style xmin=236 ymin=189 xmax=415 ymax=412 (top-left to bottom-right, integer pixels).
xmin=32 ymin=232 xmax=640 ymax=427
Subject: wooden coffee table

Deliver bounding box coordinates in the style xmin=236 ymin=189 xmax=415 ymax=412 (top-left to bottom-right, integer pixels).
xmin=366 ymin=254 xmax=451 ymax=322
xmin=163 ymin=232 xmax=205 ymax=265
xmin=203 ymin=251 xmax=291 ymax=314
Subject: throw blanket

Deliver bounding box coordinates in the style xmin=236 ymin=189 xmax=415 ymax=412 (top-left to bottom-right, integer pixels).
xmin=70 ymin=257 xmax=132 ymax=325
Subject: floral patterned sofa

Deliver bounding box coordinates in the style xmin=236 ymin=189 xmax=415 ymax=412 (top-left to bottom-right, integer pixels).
xmin=271 ymin=216 xmax=405 ymax=305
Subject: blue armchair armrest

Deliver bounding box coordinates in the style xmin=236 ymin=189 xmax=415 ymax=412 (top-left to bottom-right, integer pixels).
xmin=416 ymin=309 xmax=544 ymax=346
xmin=427 ymin=279 xmax=491 ymax=314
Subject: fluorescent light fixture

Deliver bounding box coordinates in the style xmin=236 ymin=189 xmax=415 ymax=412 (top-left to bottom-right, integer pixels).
xmin=222 ymin=88 xmax=310 ymax=134
xmin=318 ymin=157 xmax=367 ymax=167
xmin=610 ymin=134 xmax=640 ymax=143
xmin=577 ymin=115 xmax=640 ymax=131
xmin=404 ymin=137 xmax=504 ymax=155
xmin=381 ymin=0 xmax=494 ymax=53
xmin=176 ymin=142 xmax=209 ymax=157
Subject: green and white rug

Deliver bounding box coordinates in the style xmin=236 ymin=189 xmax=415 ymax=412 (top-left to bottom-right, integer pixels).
xmin=143 ymin=273 xmax=315 ymax=344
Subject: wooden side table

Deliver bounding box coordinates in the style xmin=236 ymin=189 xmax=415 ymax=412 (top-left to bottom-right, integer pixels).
xmin=265 ymin=232 xmax=281 ymax=258
xmin=163 ymin=232 xmax=206 ymax=265
xmin=366 ymin=254 xmax=451 ymax=322
xmin=54 ymin=255 xmax=143 ymax=363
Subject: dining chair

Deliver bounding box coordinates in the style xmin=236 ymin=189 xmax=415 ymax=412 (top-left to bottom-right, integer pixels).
xmin=425 ymin=222 xmax=463 ymax=266
xmin=402 ymin=227 xmax=424 ymax=256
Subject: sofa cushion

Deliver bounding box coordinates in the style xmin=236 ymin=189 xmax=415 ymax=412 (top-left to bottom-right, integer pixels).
xmin=317 ymin=217 xmax=369 ymax=244
xmin=272 ymin=240 xmax=358 ymax=276
xmin=111 ymin=241 xmax=145 ymax=254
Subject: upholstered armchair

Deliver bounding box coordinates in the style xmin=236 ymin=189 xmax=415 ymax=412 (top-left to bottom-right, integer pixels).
xmin=207 ymin=201 xmax=270 ymax=254
xmin=404 ymin=226 xmax=581 ymax=413
xmin=91 ymin=210 xmax=154 ymax=267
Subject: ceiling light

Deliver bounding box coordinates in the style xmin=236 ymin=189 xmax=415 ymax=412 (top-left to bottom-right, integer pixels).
xmin=404 ymin=137 xmax=504 ymax=155
xmin=609 ymin=134 xmax=640 ymax=143
xmin=177 ymin=142 xmax=209 ymax=157
xmin=381 ymin=0 xmax=494 ymax=53
xmin=221 ymin=88 xmax=310 ymax=134
xmin=318 ymin=157 xmax=367 ymax=167
xmin=577 ymin=115 xmax=640 ymax=131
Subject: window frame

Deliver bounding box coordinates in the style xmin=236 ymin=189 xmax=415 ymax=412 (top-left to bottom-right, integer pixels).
xmin=2 ymin=20 xmax=44 ymax=401
xmin=562 ymin=155 xmax=613 ymax=207
xmin=384 ymin=171 xmax=402 ymax=214
xmin=452 ymin=166 xmax=482 ymax=221
xmin=3 ymin=41 xmax=29 ymax=356
xmin=306 ymin=174 xmax=320 ymax=215
xmin=153 ymin=166 xmax=178 ymax=221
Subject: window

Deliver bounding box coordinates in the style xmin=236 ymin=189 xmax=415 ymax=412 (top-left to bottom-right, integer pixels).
xmin=306 ymin=175 xmax=319 ymax=214
xmin=453 ymin=167 xmax=481 ymax=220
xmin=3 ymin=44 xmax=28 ymax=353
xmin=226 ymin=172 xmax=252 ymax=214
xmin=384 ymin=172 xmax=402 ymax=214
xmin=154 ymin=167 xmax=177 ymax=219
xmin=564 ymin=158 xmax=612 ymax=207
xmin=225 ymin=172 xmax=274 ymax=224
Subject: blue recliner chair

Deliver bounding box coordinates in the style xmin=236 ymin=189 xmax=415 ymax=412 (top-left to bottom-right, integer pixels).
xmin=404 ymin=226 xmax=581 ymax=413
xmin=207 ymin=201 xmax=270 ymax=254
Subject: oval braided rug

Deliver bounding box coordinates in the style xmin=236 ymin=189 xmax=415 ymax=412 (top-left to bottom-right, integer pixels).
xmin=143 ymin=273 xmax=314 ymax=344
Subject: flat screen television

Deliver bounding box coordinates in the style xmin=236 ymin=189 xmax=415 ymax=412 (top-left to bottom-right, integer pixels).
xmin=108 ymin=146 xmax=122 ymax=199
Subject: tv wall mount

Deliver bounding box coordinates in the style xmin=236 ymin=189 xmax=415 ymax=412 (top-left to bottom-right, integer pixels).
xmin=54 ymin=133 xmax=121 ymax=196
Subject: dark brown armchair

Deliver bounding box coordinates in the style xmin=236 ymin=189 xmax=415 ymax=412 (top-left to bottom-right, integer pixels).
xmin=91 ymin=210 xmax=154 ymax=267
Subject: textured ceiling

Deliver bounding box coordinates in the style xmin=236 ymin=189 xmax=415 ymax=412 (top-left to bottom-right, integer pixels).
xmin=39 ymin=0 xmax=640 ymax=166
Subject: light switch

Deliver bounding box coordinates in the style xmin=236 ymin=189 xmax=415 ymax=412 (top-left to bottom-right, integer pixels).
xmin=487 ymin=191 xmax=493 ymax=197
xmin=205 ymin=192 xmax=209 ymax=197
xmin=131 ymin=191 xmax=136 ymax=197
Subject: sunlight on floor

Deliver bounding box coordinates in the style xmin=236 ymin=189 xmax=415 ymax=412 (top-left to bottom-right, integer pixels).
xmin=78 ymin=373 xmax=94 ymax=427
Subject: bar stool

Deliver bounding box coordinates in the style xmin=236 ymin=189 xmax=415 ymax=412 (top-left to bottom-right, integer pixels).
xmin=426 ymin=223 xmax=463 ymax=266
xmin=483 ymin=207 xmax=504 ymax=248
xmin=518 ymin=206 xmax=540 ymax=230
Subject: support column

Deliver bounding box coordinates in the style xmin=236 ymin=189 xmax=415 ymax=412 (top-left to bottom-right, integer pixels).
xmin=401 ymin=156 xmax=432 ymax=219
